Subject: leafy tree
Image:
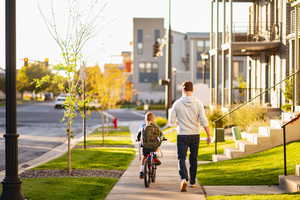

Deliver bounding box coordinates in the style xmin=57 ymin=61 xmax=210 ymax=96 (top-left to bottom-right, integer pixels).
xmin=39 ymin=0 xmax=107 ymax=174
xmin=16 ymin=62 xmax=52 ymax=98
xmin=284 ymin=79 xmax=293 ymax=103
xmin=85 ymin=65 xmax=127 ymax=143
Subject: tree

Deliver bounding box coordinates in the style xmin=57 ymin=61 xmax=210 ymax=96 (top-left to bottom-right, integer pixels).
xmin=39 ymin=0 xmax=107 ymax=174
xmin=85 ymin=65 xmax=127 ymax=143
xmin=17 ymin=62 xmax=52 ymax=98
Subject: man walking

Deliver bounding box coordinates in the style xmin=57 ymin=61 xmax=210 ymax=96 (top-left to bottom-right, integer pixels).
xmin=169 ymin=81 xmax=211 ymax=192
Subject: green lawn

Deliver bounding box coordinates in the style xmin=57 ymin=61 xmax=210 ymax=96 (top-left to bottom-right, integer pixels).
xmin=0 ymin=177 xmax=117 ymax=200
xmin=91 ymin=126 xmax=131 ymax=136
xmin=198 ymin=140 xmax=235 ymax=161
xmin=198 ymin=141 xmax=300 ymax=185
xmin=163 ymin=128 xmax=235 ymax=161
xmin=35 ymin=148 xmax=135 ymax=171
xmin=77 ymin=126 xmax=133 ymax=147
xmin=207 ymin=192 xmax=300 ymax=200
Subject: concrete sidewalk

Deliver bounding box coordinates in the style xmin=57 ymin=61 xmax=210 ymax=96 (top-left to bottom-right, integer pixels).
xmin=105 ymin=122 xmax=206 ymax=200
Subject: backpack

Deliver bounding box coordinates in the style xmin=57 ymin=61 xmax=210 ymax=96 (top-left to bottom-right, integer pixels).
xmin=142 ymin=123 xmax=161 ymax=149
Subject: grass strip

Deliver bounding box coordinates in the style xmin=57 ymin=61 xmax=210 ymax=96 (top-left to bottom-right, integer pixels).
xmin=0 ymin=177 xmax=117 ymax=200
xmin=198 ymin=141 xmax=300 ymax=185
xmin=35 ymin=148 xmax=135 ymax=171
xmin=207 ymin=192 xmax=300 ymax=200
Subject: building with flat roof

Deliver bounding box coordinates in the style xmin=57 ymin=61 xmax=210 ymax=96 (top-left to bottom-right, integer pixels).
xmin=133 ymin=18 xmax=210 ymax=103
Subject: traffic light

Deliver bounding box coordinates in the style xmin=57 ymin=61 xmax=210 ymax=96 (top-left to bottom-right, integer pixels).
xmin=44 ymin=58 xmax=49 ymax=67
xmin=24 ymin=58 xmax=28 ymax=66
xmin=153 ymin=41 xmax=160 ymax=57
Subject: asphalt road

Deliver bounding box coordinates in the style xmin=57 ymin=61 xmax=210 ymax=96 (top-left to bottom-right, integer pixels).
xmin=0 ymin=102 xmax=102 ymax=171
xmin=0 ymin=102 xmax=165 ymax=171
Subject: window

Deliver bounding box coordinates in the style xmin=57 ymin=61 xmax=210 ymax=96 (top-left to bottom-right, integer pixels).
xmin=139 ymin=62 xmax=159 ymax=83
xmin=137 ymin=29 xmax=143 ymax=55
xmin=139 ymin=63 xmax=145 ymax=72
xmin=152 ymin=63 xmax=158 ymax=73
xmin=197 ymin=40 xmax=206 ymax=51
xmin=154 ymin=29 xmax=161 ymax=42
xmin=196 ymin=52 xmax=202 ymax=61
xmin=145 ymin=62 xmax=152 ymax=73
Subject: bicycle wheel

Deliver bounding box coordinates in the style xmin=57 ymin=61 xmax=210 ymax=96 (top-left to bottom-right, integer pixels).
xmin=144 ymin=160 xmax=151 ymax=188
xmin=151 ymin=165 xmax=156 ymax=183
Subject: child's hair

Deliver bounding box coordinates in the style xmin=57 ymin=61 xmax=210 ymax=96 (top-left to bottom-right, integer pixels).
xmin=145 ymin=112 xmax=155 ymax=122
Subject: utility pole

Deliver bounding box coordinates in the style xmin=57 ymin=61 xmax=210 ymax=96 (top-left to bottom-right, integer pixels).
xmin=1 ymin=0 xmax=25 ymax=199
xmin=166 ymin=0 xmax=173 ymax=118
xmin=80 ymin=64 xmax=87 ymax=149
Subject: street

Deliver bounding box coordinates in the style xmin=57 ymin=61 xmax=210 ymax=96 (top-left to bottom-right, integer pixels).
xmin=0 ymin=102 xmax=165 ymax=171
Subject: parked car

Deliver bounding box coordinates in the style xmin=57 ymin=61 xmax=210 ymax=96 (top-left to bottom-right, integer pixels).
xmin=54 ymin=95 xmax=66 ymax=109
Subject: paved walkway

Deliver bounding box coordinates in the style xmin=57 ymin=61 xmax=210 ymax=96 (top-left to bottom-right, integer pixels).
xmin=105 ymin=122 xmax=206 ymax=200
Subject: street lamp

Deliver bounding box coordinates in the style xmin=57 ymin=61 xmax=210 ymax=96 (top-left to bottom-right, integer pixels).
xmin=80 ymin=63 xmax=87 ymax=149
xmin=1 ymin=0 xmax=25 ymax=199
xmin=166 ymin=0 xmax=173 ymax=118
xmin=173 ymin=68 xmax=177 ymax=100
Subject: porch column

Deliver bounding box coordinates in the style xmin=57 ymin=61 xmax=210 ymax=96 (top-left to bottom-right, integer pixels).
xmin=210 ymin=0 xmax=214 ymax=104
xmin=215 ymin=0 xmax=220 ymax=105
xmin=295 ymin=6 xmax=300 ymax=107
xmin=228 ymin=0 xmax=233 ymax=106
xmin=221 ymin=0 xmax=226 ymax=107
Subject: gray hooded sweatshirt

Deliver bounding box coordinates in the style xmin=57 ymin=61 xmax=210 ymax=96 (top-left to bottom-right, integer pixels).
xmin=169 ymin=96 xmax=208 ymax=135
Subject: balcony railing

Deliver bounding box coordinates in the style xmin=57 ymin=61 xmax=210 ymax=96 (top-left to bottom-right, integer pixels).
xmin=224 ymin=22 xmax=279 ymax=43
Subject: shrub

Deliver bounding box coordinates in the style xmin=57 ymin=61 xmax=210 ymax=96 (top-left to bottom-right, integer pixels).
xmin=281 ymin=104 xmax=292 ymax=112
xmin=155 ymin=117 xmax=167 ymax=128
xmin=231 ymin=105 xmax=267 ymax=131
xmin=207 ymin=108 xmax=228 ymax=128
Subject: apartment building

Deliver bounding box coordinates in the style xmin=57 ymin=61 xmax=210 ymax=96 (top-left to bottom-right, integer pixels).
xmin=288 ymin=0 xmax=300 ymax=108
xmin=133 ymin=18 xmax=210 ymax=103
xmin=210 ymin=0 xmax=296 ymax=109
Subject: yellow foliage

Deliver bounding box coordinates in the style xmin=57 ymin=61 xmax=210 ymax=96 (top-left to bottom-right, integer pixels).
xmin=85 ymin=65 xmax=127 ymax=109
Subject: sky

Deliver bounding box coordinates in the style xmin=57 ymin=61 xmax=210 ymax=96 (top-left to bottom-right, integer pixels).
xmin=0 ymin=0 xmax=250 ymax=69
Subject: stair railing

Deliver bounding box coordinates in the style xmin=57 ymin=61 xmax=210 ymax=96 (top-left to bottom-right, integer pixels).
xmin=213 ymin=69 xmax=300 ymax=155
xmin=281 ymin=114 xmax=300 ymax=176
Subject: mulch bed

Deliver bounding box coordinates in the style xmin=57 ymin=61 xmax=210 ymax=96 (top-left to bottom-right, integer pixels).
xmin=20 ymin=169 xmax=124 ymax=179
xmin=74 ymin=145 xmax=134 ymax=149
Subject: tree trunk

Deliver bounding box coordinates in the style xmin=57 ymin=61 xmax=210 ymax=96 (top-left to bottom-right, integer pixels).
xmin=102 ymin=111 xmax=105 ymax=145
xmin=67 ymin=120 xmax=72 ymax=175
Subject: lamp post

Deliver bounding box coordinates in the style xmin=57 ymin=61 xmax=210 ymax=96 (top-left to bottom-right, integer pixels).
xmin=166 ymin=0 xmax=173 ymax=118
xmin=173 ymin=68 xmax=177 ymax=100
xmin=1 ymin=0 xmax=25 ymax=199
xmin=80 ymin=63 xmax=87 ymax=149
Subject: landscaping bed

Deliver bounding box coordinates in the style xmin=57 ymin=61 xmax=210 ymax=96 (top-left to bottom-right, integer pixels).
xmin=12 ymin=126 xmax=135 ymax=200
xmin=198 ymin=141 xmax=300 ymax=185
xmin=207 ymin=192 xmax=300 ymax=200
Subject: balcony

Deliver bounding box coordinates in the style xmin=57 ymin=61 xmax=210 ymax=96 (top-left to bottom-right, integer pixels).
xmin=222 ymin=22 xmax=281 ymax=56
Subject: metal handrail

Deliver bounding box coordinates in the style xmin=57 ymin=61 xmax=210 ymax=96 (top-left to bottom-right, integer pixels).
xmin=213 ymin=69 xmax=300 ymax=154
xmin=281 ymin=114 xmax=300 ymax=176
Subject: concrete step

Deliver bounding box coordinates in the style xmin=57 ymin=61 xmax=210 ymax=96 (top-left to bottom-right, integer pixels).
xmin=270 ymin=119 xmax=282 ymax=129
xmin=258 ymin=127 xmax=270 ymax=137
xmin=296 ymin=165 xmax=300 ymax=177
xmin=224 ymin=147 xmax=245 ymax=159
xmin=212 ymin=154 xmax=230 ymax=162
xmin=236 ymin=141 xmax=259 ymax=153
xmin=279 ymin=175 xmax=300 ymax=193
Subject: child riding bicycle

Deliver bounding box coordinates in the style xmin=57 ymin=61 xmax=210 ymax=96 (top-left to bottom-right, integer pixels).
xmin=136 ymin=112 xmax=164 ymax=179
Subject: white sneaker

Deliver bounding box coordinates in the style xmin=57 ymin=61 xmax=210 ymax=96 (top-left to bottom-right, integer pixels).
xmin=189 ymin=184 xmax=197 ymax=188
xmin=180 ymin=179 xmax=187 ymax=192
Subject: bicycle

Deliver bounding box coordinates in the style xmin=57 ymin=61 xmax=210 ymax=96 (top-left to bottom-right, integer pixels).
xmin=140 ymin=138 xmax=167 ymax=188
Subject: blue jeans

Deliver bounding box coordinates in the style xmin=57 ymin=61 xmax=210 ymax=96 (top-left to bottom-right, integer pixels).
xmin=177 ymin=135 xmax=200 ymax=184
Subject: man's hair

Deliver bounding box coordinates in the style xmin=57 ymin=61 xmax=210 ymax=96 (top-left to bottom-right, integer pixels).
xmin=182 ymin=81 xmax=193 ymax=92
xmin=145 ymin=112 xmax=155 ymax=122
